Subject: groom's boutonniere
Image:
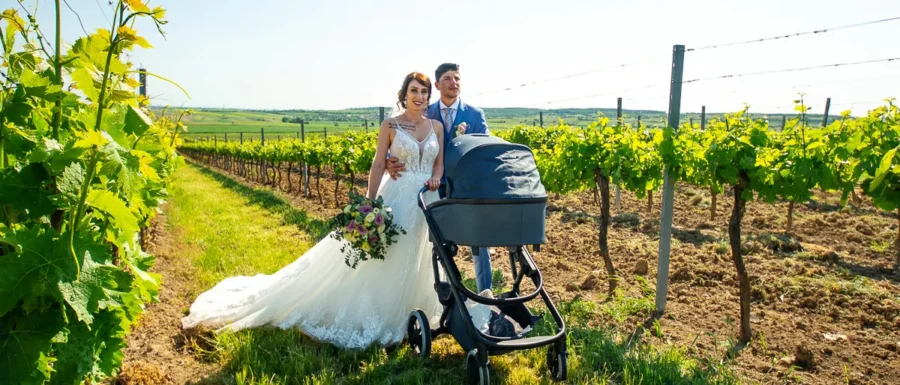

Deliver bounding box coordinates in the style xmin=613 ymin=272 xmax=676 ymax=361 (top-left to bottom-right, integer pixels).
xmin=455 ymin=122 xmax=468 ymax=137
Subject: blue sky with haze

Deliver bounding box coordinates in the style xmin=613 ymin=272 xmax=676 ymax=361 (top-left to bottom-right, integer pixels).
xmin=27 ymin=0 xmax=900 ymax=114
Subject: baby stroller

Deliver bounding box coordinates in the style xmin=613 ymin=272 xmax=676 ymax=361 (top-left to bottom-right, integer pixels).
xmin=411 ymin=134 xmax=567 ymax=385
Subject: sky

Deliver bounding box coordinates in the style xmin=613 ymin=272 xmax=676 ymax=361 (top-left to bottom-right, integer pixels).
xmin=22 ymin=0 xmax=900 ymax=114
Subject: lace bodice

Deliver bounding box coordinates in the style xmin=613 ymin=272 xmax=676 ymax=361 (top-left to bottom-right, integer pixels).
xmin=390 ymin=120 xmax=439 ymax=176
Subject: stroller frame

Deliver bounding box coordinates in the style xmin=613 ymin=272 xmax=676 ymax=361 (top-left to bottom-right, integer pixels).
xmin=407 ymin=186 xmax=568 ymax=384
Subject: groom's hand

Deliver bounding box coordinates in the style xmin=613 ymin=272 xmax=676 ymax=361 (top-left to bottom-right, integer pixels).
xmin=386 ymin=156 xmax=405 ymax=180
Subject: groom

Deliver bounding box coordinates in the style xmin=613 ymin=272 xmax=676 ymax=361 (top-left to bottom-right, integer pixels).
xmin=386 ymin=63 xmax=493 ymax=293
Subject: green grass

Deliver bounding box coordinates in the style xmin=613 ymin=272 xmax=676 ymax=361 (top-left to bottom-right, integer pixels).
xmin=166 ymin=163 xmax=323 ymax=294
xmin=166 ymin=161 xmax=740 ymax=384
xmin=180 ymin=110 xmax=378 ymax=140
xmin=601 ymin=276 xmax=656 ymax=324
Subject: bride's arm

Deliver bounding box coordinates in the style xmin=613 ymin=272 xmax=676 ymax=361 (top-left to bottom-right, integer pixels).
xmin=427 ymin=120 xmax=445 ymax=191
xmin=367 ymin=120 xmax=393 ymax=199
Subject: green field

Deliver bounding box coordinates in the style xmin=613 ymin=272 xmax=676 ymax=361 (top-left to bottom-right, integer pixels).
xmin=165 ymin=106 xmax=840 ymax=143
xmin=173 ymin=110 xmax=374 ymax=140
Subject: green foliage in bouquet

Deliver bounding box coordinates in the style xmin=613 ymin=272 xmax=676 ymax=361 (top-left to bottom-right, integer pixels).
xmin=328 ymin=192 xmax=406 ymax=269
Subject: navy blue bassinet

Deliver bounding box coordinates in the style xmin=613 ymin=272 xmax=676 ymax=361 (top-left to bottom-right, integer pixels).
xmin=427 ymin=134 xmax=547 ymax=247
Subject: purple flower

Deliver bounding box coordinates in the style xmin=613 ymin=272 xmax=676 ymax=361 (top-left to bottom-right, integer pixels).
xmin=357 ymin=224 xmax=368 ymax=235
xmin=368 ymin=235 xmax=378 ymax=245
xmin=346 ymin=220 xmax=357 ymax=232
xmin=373 ymin=214 xmax=384 ymax=226
xmin=360 ymin=204 xmax=373 ymax=214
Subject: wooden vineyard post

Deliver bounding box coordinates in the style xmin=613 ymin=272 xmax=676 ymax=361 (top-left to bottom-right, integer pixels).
xmin=701 ymin=105 xmax=706 ymax=130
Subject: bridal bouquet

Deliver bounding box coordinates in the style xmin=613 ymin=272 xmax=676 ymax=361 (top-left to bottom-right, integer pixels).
xmin=329 ymin=192 xmax=406 ymax=269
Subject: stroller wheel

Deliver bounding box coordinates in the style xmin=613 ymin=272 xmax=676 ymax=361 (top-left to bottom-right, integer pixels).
xmin=407 ymin=310 xmax=431 ymax=358
xmin=465 ymin=349 xmax=490 ymax=385
xmin=546 ymin=343 xmax=568 ymax=381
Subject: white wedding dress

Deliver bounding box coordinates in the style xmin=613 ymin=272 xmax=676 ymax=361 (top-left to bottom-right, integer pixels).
xmin=181 ymin=123 xmax=445 ymax=349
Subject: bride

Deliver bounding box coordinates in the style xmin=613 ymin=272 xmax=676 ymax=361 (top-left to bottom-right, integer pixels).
xmin=181 ymin=72 xmax=447 ymax=349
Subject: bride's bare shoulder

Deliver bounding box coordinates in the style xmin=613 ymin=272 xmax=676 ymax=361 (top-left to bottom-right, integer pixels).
xmin=378 ymin=119 xmax=399 ymax=142
xmin=430 ymin=119 xmax=444 ymax=133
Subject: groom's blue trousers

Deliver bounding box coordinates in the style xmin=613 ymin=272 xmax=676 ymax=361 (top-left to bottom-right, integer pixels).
xmin=472 ymin=247 xmax=492 ymax=292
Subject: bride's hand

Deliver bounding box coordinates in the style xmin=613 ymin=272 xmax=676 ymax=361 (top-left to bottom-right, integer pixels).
xmin=425 ymin=177 xmax=440 ymax=191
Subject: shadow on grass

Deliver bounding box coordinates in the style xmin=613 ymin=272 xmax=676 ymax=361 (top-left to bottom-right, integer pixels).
xmin=190 ymin=327 xmax=489 ymax=385
xmin=577 ymin=327 xmax=738 ymax=385
xmin=187 ymin=306 xmax=739 ymax=385
xmin=564 ymin=314 xmax=738 ymax=384
xmin=538 ymin=299 xmax=739 ymax=385
xmin=177 ymin=296 xmax=740 ymax=384
xmin=191 ymin=161 xmax=332 ymax=241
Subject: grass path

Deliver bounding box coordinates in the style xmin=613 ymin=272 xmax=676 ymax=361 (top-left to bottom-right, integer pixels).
xmin=164 ymin=163 xmax=318 ymax=296
xmin=116 ymin=161 xmax=739 ymax=385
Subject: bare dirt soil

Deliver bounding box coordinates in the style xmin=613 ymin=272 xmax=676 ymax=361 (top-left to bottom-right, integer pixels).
xmin=112 ymin=212 xmax=224 ymax=384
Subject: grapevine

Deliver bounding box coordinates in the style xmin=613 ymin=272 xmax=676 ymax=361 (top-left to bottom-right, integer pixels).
xmin=0 ymin=2 xmax=181 ymax=383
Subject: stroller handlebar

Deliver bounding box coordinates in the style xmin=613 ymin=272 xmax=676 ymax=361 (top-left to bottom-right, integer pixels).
xmin=417 ymin=184 xmax=446 ymax=211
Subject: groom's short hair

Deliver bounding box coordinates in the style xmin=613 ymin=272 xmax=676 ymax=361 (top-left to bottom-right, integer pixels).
xmin=435 ymin=63 xmax=460 ymax=81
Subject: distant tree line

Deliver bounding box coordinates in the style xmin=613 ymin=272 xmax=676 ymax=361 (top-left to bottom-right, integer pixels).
xmin=281 ymin=116 xmax=304 ymax=124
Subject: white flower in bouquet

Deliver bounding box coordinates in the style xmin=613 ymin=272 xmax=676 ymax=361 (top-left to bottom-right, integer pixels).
xmin=328 ymin=192 xmax=407 ymax=269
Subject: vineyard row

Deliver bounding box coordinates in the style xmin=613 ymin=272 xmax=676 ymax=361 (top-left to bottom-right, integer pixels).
xmin=178 ymin=98 xmax=900 ymax=344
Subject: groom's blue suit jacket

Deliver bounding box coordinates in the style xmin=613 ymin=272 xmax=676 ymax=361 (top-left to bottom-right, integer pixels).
xmin=426 ymin=98 xmax=489 ymax=150
xmin=426 ymin=99 xmax=489 ymax=194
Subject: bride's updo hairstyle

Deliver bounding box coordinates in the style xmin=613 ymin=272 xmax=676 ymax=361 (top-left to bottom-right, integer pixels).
xmin=397 ymin=72 xmax=432 ymax=109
